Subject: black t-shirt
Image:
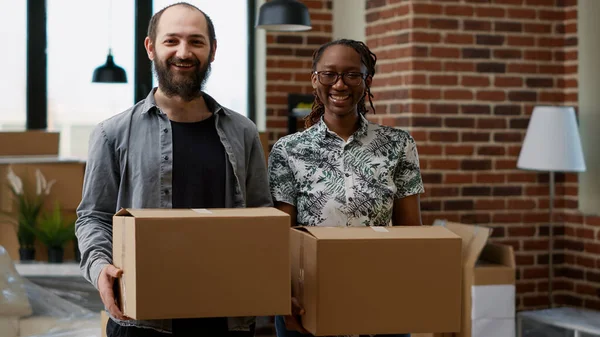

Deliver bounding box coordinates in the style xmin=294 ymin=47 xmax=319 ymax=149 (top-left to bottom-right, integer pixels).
xmin=171 ymin=114 xmax=227 ymax=209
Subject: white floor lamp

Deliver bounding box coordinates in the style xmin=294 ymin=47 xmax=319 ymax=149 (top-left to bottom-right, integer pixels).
xmin=517 ymin=106 xmax=586 ymax=308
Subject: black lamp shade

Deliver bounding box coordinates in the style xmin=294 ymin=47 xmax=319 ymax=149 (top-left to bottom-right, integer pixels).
xmin=92 ymin=52 xmax=127 ymax=83
xmin=256 ymin=0 xmax=311 ymax=32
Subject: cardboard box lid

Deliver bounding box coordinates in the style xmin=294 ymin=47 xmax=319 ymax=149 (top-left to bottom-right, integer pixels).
xmin=433 ymin=220 xmax=492 ymax=269
xmin=479 ymin=243 xmax=516 ymax=268
xmin=115 ymin=207 xmax=289 ymax=219
xmin=293 ymin=225 xmax=461 ymax=240
xmin=473 ymin=243 xmax=516 ymax=285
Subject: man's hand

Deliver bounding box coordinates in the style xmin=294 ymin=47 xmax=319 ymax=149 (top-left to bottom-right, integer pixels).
xmin=98 ymin=265 xmax=130 ymax=321
xmin=283 ymin=297 xmax=309 ymax=334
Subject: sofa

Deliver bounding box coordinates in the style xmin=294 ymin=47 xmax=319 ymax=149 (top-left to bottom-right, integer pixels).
xmin=0 ymin=245 xmax=101 ymax=337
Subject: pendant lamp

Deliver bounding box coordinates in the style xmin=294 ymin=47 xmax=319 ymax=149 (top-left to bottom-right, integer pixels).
xmin=256 ymin=0 xmax=312 ymax=32
xmin=92 ymin=0 xmax=127 ymax=83
xmin=92 ymin=48 xmax=127 ymax=83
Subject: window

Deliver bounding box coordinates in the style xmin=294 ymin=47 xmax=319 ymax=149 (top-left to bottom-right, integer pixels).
xmin=578 ymin=0 xmax=600 ymax=213
xmin=47 ymin=0 xmax=135 ymax=159
xmin=0 ymin=0 xmax=27 ymax=130
xmin=152 ymin=0 xmax=249 ymax=117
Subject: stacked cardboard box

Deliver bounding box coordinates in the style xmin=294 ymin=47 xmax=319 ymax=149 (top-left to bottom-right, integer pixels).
xmin=0 ymin=131 xmax=59 ymax=157
xmin=0 ymin=131 xmax=86 ymax=261
xmin=415 ymin=220 xmax=516 ymax=337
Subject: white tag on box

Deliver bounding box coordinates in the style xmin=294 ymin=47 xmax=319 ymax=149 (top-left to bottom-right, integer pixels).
xmin=192 ymin=209 xmax=212 ymax=214
xmin=472 ymin=284 xmax=515 ymax=319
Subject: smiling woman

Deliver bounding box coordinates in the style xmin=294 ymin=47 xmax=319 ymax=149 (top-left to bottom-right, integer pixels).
xmin=268 ymin=39 xmax=424 ymax=337
xmin=152 ymin=0 xmax=249 ymax=117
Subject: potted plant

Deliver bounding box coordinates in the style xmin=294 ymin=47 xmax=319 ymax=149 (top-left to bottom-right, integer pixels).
xmin=28 ymin=201 xmax=75 ymax=263
xmin=3 ymin=168 xmax=55 ymax=261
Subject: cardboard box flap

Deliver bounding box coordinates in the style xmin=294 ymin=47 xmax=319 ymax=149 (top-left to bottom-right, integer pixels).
xmin=115 ymin=207 xmax=290 ymax=218
xmin=479 ymin=243 xmax=515 ymax=268
xmin=115 ymin=208 xmax=215 ymax=218
xmin=293 ymin=225 xmax=460 ymax=240
xmin=115 ymin=208 xmax=133 ymax=216
xmin=434 ymin=220 xmax=492 ymax=268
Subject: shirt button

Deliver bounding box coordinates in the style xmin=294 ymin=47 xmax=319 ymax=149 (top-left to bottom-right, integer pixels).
xmin=163 ymin=128 xmax=168 ymax=133
xmin=164 ymin=155 xmax=169 ymax=161
xmin=164 ymin=189 xmax=170 ymax=195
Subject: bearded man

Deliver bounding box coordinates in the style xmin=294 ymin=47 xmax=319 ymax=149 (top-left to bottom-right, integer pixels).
xmin=74 ymin=3 xmax=272 ymax=337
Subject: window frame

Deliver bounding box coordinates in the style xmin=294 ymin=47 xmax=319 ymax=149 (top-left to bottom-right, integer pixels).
xmin=25 ymin=0 xmax=257 ymax=130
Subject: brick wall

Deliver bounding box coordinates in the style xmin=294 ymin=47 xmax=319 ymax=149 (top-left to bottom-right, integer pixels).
xmin=264 ymin=0 xmax=333 ymax=144
xmin=262 ymin=0 xmax=599 ymax=312
xmin=362 ymin=0 xmax=599 ymax=311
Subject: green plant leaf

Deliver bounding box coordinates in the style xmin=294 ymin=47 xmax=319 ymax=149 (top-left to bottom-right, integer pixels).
xmin=4 ymin=171 xmax=48 ymax=246
xmin=33 ymin=201 xmax=76 ymax=249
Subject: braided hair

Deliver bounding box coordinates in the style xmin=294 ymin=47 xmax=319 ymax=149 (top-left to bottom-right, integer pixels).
xmin=305 ymin=39 xmax=377 ymax=128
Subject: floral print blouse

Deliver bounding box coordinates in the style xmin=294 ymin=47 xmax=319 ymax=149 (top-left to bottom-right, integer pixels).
xmin=268 ymin=115 xmax=424 ymax=227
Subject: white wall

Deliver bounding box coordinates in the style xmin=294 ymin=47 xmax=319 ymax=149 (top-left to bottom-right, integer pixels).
xmin=332 ymin=0 xmax=365 ymax=41
xmin=578 ymin=0 xmax=600 ymax=213
xmin=254 ymin=0 xmax=267 ymax=132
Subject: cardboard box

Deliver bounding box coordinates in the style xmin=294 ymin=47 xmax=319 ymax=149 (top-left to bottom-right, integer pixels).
xmin=290 ymin=226 xmax=463 ymax=336
xmin=428 ymin=220 xmax=516 ymax=337
xmin=0 ymin=131 xmax=59 ymax=157
xmin=113 ymin=207 xmax=291 ymax=320
xmin=0 ymin=159 xmax=86 ymax=212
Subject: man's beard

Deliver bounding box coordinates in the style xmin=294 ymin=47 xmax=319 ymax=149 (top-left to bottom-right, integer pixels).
xmin=153 ymin=55 xmax=212 ymax=102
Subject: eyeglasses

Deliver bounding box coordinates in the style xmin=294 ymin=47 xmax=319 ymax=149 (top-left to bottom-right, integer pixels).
xmin=314 ymin=71 xmax=366 ymax=87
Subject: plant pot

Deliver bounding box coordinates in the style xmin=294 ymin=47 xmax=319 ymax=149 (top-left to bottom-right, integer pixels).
xmin=19 ymin=247 xmax=35 ymax=261
xmin=48 ymin=247 xmax=64 ymax=263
